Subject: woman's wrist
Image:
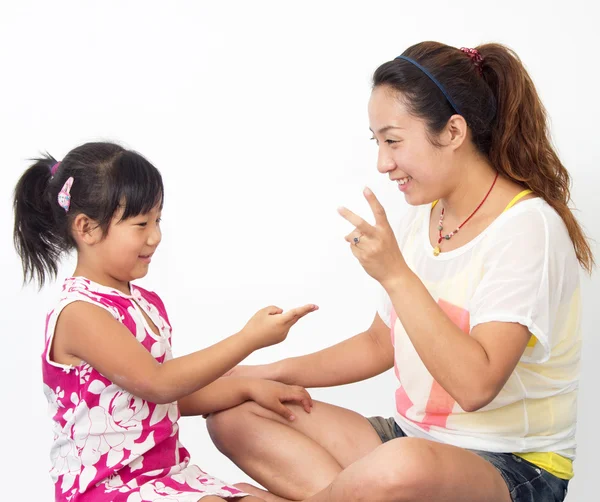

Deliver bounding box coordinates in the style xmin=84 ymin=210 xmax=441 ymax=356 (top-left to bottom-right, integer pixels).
xmin=380 ymin=265 xmax=414 ymax=294
xmin=268 ymin=359 xmax=291 ymax=383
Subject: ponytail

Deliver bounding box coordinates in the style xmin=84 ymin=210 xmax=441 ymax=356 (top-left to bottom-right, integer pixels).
xmin=13 ymin=155 xmax=64 ymax=287
xmin=478 ymin=43 xmax=594 ymax=273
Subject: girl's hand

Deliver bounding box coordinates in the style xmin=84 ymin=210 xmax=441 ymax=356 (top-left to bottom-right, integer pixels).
xmin=241 ymin=304 xmax=319 ymax=350
xmin=338 ymin=188 xmax=408 ymax=288
xmin=248 ymin=379 xmax=313 ymax=421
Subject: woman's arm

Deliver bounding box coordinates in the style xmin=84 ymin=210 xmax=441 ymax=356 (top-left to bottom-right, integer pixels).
xmin=339 ymin=189 xmax=531 ymax=412
xmin=385 ymin=272 xmax=530 ymax=411
xmin=230 ymin=312 xmax=394 ymax=388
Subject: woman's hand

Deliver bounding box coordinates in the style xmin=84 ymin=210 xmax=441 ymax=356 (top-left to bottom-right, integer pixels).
xmin=247 ymin=379 xmax=313 ymax=421
xmin=338 ymin=187 xmax=408 ymax=288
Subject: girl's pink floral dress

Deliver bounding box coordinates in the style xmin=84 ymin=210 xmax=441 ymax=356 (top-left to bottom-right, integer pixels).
xmin=42 ymin=277 xmax=248 ymax=501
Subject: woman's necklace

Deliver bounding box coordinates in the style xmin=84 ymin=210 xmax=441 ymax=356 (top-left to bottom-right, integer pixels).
xmin=433 ymin=172 xmax=499 ymax=257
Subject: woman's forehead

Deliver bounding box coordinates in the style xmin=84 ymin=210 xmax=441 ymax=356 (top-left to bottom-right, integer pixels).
xmin=369 ymin=88 xmax=413 ymax=129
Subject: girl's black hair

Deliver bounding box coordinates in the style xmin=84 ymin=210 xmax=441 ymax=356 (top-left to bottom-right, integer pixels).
xmin=13 ymin=141 xmax=164 ymax=287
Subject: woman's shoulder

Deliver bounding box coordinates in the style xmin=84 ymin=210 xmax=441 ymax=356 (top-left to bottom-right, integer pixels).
xmin=484 ymin=197 xmax=579 ymax=267
xmin=490 ymin=198 xmax=571 ymax=239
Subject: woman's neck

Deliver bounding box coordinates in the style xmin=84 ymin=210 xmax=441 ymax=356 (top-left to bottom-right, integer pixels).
xmin=439 ymin=157 xmax=498 ymax=221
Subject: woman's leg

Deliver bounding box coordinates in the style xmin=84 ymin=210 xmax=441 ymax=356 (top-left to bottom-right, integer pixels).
xmin=301 ymin=437 xmax=511 ymax=502
xmin=207 ymin=400 xmax=382 ymax=500
xmin=235 ymin=438 xmax=513 ymax=502
xmin=201 ymin=497 xmax=264 ymax=502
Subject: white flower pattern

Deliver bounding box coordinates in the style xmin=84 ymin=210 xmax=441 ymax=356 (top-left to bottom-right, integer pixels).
xmin=42 ymin=277 xmax=247 ymax=501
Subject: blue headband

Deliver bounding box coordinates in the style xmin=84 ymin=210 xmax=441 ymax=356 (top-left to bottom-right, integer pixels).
xmin=395 ymin=55 xmax=462 ymax=116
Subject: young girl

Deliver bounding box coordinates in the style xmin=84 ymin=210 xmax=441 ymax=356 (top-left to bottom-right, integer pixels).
xmin=13 ymin=141 xmax=318 ymax=502
xmin=208 ymin=43 xmax=592 ymax=502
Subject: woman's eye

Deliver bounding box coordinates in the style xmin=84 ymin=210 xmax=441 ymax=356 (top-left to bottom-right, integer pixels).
xmin=370 ymin=137 xmax=400 ymax=146
xmin=137 ymin=222 xmax=148 ymax=227
xmin=156 ymin=217 xmax=162 ymax=224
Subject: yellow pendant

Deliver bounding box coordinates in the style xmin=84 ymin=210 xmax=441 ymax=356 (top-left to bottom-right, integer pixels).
xmin=433 ymin=246 xmax=441 ymax=257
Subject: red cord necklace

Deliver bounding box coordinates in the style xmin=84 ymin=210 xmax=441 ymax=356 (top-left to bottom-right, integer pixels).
xmin=433 ymin=172 xmax=499 ymax=257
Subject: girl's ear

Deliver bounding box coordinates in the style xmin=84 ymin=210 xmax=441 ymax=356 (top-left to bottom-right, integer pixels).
xmin=72 ymin=214 xmax=103 ymax=246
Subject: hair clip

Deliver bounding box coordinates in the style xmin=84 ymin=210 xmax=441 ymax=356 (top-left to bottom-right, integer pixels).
xmin=57 ymin=177 xmax=74 ymax=212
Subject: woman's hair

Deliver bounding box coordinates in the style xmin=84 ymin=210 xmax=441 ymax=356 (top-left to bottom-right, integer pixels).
xmin=13 ymin=141 xmax=164 ymax=287
xmin=373 ymin=41 xmax=594 ymax=273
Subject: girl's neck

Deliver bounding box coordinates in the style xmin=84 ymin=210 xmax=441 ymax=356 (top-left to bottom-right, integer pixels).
xmin=73 ymin=262 xmax=132 ymax=296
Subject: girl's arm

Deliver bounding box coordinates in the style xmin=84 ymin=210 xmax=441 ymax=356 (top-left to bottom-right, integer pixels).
xmin=178 ymin=377 xmax=313 ymax=420
xmin=56 ymin=300 xmax=316 ymax=404
xmin=178 ymin=377 xmax=254 ymax=416
xmin=229 ymin=312 xmax=395 ymax=387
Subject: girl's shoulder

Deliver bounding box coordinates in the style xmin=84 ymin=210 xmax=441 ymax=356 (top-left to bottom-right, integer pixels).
xmin=57 ymin=277 xmax=170 ymax=322
xmin=130 ymin=284 xmax=171 ymax=325
xmin=60 ymin=277 xmax=129 ymax=306
xmin=50 ymin=277 xmax=130 ymax=324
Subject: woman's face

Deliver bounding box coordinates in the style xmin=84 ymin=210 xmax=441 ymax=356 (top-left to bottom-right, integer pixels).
xmin=368 ymin=85 xmax=454 ymax=206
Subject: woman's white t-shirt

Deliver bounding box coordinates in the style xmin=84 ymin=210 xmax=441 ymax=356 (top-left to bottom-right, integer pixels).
xmin=378 ymin=198 xmax=581 ymax=470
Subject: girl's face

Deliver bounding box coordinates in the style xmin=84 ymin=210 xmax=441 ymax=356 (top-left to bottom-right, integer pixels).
xmin=94 ymin=204 xmax=163 ymax=284
xmin=368 ymin=85 xmax=455 ymax=206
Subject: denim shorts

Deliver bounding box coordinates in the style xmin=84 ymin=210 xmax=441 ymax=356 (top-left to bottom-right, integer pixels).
xmin=367 ymin=416 xmax=569 ymax=502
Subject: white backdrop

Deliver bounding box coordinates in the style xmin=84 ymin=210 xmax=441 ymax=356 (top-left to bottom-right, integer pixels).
xmin=1 ymin=1 xmax=598 ymax=500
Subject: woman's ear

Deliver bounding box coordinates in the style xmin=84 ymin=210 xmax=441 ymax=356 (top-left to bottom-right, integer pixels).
xmin=442 ymin=114 xmax=468 ymax=150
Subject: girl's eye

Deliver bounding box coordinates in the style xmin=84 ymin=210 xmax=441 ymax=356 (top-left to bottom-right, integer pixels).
xmin=156 ymin=217 xmax=162 ymax=224
xmin=137 ymin=222 xmax=148 ymax=227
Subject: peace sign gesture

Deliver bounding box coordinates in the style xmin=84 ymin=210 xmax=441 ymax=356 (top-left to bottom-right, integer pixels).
xmin=338 ymin=188 xmax=408 ymax=288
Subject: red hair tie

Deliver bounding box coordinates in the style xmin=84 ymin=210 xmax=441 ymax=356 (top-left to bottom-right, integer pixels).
xmin=460 ymin=47 xmax=483 ymax=76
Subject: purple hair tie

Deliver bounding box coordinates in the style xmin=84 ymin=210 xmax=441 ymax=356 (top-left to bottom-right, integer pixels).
xmin=50 ymin=162 xmax=61 ymax=176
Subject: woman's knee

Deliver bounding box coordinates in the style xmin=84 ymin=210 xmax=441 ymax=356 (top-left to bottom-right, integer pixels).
xmin=206 ymin=402 xmax=257 ymax=453
xmin=357 ymin=438 xmax=439 ymax=501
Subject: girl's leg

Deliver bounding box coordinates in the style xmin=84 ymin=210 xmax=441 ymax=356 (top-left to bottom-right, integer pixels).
xmin=207 ymin=400 xmax=382 ymax=500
